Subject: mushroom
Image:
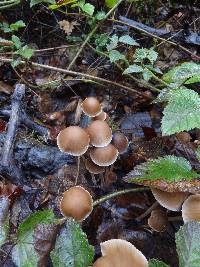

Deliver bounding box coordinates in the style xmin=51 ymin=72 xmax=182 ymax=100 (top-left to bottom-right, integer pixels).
xmin=93 ymin=239 xmax=148 ymax=267
xmin=148 ymin=209 xmax=168 ymax=232
xmin=57 ymin=126 xmax=90 ymax=156
xmin=112 ymin=132 xmax=129 ymax=154
xmin=182 ymin=194 xmax=200 ymax=223
xmin=151 ymin=188 xmax=189 ymax=211
xmin=60 ymin=186 xmax=93 ymax=222
xmin=85 ymin=158 xmax=105 ymax=174
xmin=86 ymin=120 xmax=112 ymax=147
xmin=90 ymin=144 xmax=119 ymax=167
xmin=81 ymin=97 xmax=102 ymax=117
xmin=93 ymin=111 xmax=108 ymax=121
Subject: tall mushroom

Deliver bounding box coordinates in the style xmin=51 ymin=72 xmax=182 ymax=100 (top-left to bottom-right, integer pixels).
xmin=182 ymin=194 xmax=200 ymax=223
xmin=112 ymin=132 xmax=129 ymax=154
xmin=93 ymin=239 xmax=148 ymax=267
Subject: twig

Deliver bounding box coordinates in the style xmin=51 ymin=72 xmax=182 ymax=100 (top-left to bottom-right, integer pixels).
xmin=0 ymin=84 xmax=27 ymax=187
xmin=93 ymin=187 xmax=150 ymax=207
xmin=67 ymin=0 xmax=124 ymax=70
xmin=0 ymin=57 xmax=149 ymax=97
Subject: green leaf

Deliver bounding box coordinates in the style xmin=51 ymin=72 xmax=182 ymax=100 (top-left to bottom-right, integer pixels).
xmin=123 ymin=64 xmax=143 ymax=74
xmin=95 ymin=11 xmax=106 ymax=20
xmin=49 ymin=0 xmax=76 ymax=9
xmin=78 ymin=1 xmax=94 ymax=15
xmin=30 ymin=0 xmax=55 ymax=7
xmin=107 ymin=34 xmax=119 ymax=51
xmin=0 ymin=197 xmax=10 ymax=247
xmin=176 ymin=221 xmax=200 ymax=267
xmin=17 ymin=45 xmax=34 ymax=59
xmin=119 ymin=35 xmax=139 ymax=46
xmin=12 ymin=210 xmax=55 ymax=267
xmin=149 ymin=259 xmax=170 ymax=267
xmin=134 ymin=48 xmax=158 ymax=64
xmin=51 ymin=219 xmax=94 ymax=267
xmin=143 ymin=69 xmax=153 ymax=81
xmin=95 ymin=33 xmax=109 ymax=49
xmin=109 ymin=49 xmax=126 ymax=63
xmin=161 ymin=88 xmax=200 ymax=135
xmin=0 ymin=22 xmax=12 ymax=33
xmin=12 ymin=35 xmax=22 ymax=49
xmin=126 ymin=155 xmax=198 ymax=183
xmin=105 ymin=0 xmax=118 ymax=8
xmin=10 ymin=20 xmax=26 ymax=31
xmin=163 ymin=62 xmax=200 ymax=85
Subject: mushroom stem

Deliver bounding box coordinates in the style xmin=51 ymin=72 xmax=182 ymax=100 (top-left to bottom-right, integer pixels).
xmin=136 ymin=201 xmax=159 ymax=222
xmin=93 ymin=187 xmax=150 ymax=207
xmin=75 ymin=156 xmax=80 ymax=185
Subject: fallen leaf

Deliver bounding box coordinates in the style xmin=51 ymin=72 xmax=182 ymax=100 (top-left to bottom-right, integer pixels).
xmin=0 ymin=81 xmax=13 ymax=94
xmin=58 ymin=20 xmax=79 ymax=36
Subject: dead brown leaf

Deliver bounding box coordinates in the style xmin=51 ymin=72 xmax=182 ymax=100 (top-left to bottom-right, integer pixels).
xmin=58 ymin=20 xmax=79 ymax=36
xmin=0 ymin=81 xmax=13 ymax=94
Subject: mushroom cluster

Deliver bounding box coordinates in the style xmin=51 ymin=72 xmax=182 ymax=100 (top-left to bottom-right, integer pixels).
xmin=57 ymin=96 xmax=129 ymax=175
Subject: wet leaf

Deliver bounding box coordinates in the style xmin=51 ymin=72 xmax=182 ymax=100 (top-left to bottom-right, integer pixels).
xmin=119 ymin=35 xmax=139 ymax=46
xmin=51 ymin=218 xmax=94 ymax=267
xmin=0 ymin=197 xmax=10 ymax=247
xmin=149 ymin=259 xmax=170 ymax=267
xmin=176 ymin=221 xmax=200 ymax=267
xmin=12 ymin=210 xmax=55 ymax=267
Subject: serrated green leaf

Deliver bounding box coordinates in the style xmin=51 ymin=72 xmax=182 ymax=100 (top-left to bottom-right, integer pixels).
xmin=105 ymin=0 xmax=118 ymax=8
xmin=163 ymin=62 xmax=200 ymax=85
xmin=12 ymin=35 xmax=22 ymax=49
xmin=12 ymin=210 xmax=55 ymax=267
xmin=109 ymin=49 xmax=126 ymax=63
xmin=51 ymin=218 xmax=94 ymax=267
xmin=149 ymin=259 xmax=170 ymax=267
xmin=81 ymin=3 xmax=95 ymax=15
xmin=95 ymin=33 xmax=109 ymax=49
xmin=17 ymin=45 xmax=34 ymax=59
xmin=119 ymin=35 xmax=139 ymax=46
xmin=161 ymin=88 xmax=200 ymax=135
xmin=30 ymin=0 xmax=55 ymax=7
xmin=123 ymin=64 xmax=143 ymax=74
xmin=126 ymin=155 xmax=198 ymax=183
xmin=176 ymin=221 xmax=200 ymax=267
xmin=10 ymin=20 xmax=26 ymax=31
xmin=95 ymin=11 xmax=106 ymax=20
xmin=107 ymin=34 xmax=118 ymax=51
xmin=0 ymin=197 xmax=10 ymax=247
xmin=134 ymin=48 xmax=158 ymax=64
xmin=143 ymin=69 xmax=153 ymax=81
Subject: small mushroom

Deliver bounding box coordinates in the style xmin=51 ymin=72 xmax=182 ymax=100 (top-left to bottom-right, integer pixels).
xmin=182 ymin=194 xmax=200 ymax=223
xmin=151 ymin=188 xmax=189 ymax=211
xmin=57 ymin=126 xmax=90 ymax=156
xmin=86 ymin=120 xmax=112 ymax=147
xmin=93 ymin=111 xmax=108 ymax=121
xmin=81 ymin=97 xmax=102 ymax=117
xmin=90 ymin=144 xmax=119 ymax=167
xmin=112 ymin=132 xmax=129 ymax=154
xmin=148 ymin=209 xmax=168 ymax=232
xmin=93 ymin=239 xmax=148 ymax=267
xmin=85 ymin=158 xmax=105 ymax=174
xmin=60 ymin=186 xmax=93 ymax=222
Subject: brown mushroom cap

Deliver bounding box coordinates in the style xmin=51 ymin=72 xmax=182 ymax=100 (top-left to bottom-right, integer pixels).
xmin=86 ymin=120 xmax=112 ymax=147
xmin=81 ymin=97 xmax=102 ymax=117
xmin=151 ymin=188 xmax=189 ymax=211
xmin=60 ymin=186 xmax=93 ymax=222
xmin=57 ymin=126 xmax=90 ymax=156
xmin=112 ymin=132 xmax=129 ymax=154
xmin=93 ymin=111 xmax=108 ymax=121
xmin=93 ymin=239 xmax=148 ymax=267
xmin=90 ymin=144 xmax=119 ymax=167
xmin=148 ymin=209 xmax=168 ymax=232
xmin=182 ymin=194 xmax=200 ymax=223
xmin=85 ymin=158 xmax=105 ymax=174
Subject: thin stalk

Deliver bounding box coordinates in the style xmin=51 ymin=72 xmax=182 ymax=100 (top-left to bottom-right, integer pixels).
xmin=93 ymin=187 xmax=150 ymax=207
xmin=67 ymin=0 xmax=124 ymax=70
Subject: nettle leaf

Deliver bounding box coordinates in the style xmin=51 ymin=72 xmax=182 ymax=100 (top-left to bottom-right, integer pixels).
xmin=51 ymin=218 xmax=94 ymax=267
xmin=81 ymin=3 xmax=95 ymax=15
xmin=109 ymin=50 xmax=126 ymax=63
xmin=105 ymin=0 xmax=118 ymax=8
xmin=95 ymin=11 xmax=106 ymax=20
xmin=95 ymin=34 xmax=109 ymax=49
xmin=119 ymin=35 xmax=139 ymax=46
xmin=10 ymin=20 xmax=26 ymax=31
xmin=134 ymin=48 xmax=158 ymax=64
xmin=143 ymin=69 xmax=153 ymax=81
xmin=161 ymin=88 xmax=200 ymax=135
xmin=17 ymin=45 xmax=34 ymax=59
xmin=12 ymin=35 xmax=22 ymax=49
xmin=163 ymin=62 xmax=200 ymax=85
xmin=12 ymin=210 xmax=55 ymax=267
xmin=176 ymin=221 xmax=200 ymax=267
xmin=123 ymin=64 xmax=143 ymax=74
xmin=107 ymin=34 xmax=118 ymax=51
xmin=0 ymin=197 xmax=10 ymax=247
xmin=126 ymin=156 xmax=198 ymax=183
xmin=149 ymin=259 xmax=170 ymax=267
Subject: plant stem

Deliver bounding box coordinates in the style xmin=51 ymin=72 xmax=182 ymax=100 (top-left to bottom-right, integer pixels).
xmin=67 ymin=0 xmax=124 ymax=70
xmin=93 ymin=187 xmax=150 ymax=207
